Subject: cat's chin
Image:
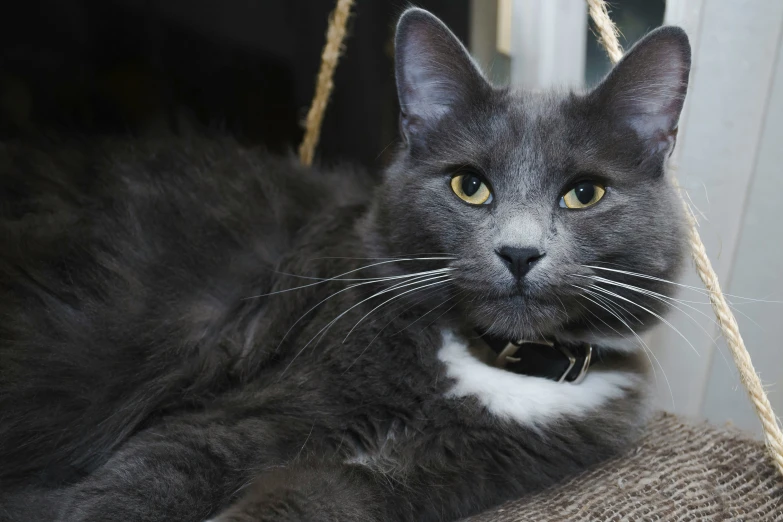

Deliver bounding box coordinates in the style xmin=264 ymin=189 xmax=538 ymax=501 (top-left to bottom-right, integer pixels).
xmin=470 ymin=318 xmax=639 ymax=354
xmin=460 ymin=298 xmax=639 ymax=354
xmin=461 ymin=295 xmax=569 ymax=343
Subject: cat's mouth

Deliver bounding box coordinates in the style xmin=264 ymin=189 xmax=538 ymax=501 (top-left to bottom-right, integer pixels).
xmin=479 ymin=333 xmax=592 ymax=384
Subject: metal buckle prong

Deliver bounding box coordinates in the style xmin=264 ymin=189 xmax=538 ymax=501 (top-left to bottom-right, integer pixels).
xmin=572 ymin=345 xmax=592 ymax=385
xmin=495 ymin=341 xmax=522 ymax=367
xmin=555 ymin=344 xmax=593 ymax=384
xmin=555 ymin=344 xmax=577 ymax=383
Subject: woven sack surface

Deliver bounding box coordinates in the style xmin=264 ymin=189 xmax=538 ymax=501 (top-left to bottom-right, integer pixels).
xmin=466 ymin=412 xmax=783 ymax=521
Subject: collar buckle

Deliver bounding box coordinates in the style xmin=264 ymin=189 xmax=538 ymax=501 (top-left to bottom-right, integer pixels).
xmin=494 ymin=338 xmax=593 ymax=385
xmin=554 ymin=342 xmax=592 ymax=384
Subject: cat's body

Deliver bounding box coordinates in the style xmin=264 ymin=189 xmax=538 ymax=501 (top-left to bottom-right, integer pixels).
xmin=0 ymin=9 xmax=691 ymax=522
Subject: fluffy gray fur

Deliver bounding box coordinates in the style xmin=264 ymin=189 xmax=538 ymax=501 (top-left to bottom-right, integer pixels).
xmin=0 ymin=8 xmax=691 ymax=522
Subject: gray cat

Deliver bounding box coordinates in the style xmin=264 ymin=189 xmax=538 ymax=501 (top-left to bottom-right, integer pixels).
xmin=0 ymin=8 xmax=690 ymax=522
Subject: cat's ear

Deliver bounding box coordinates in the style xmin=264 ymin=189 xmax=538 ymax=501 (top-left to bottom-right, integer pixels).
xmin=394 ymin=8 xmax=489 ymax=141
xmin=589 ymin=26 xmax=691 ymax=157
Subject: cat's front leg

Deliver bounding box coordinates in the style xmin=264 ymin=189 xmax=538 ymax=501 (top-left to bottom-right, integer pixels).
xmin=213 ymin=421 xmax=637 ymax=522
xmin=210 ymin=464 xmax=381 ymax=522
xmin=56 ymin=416 xmax=312 ymax=522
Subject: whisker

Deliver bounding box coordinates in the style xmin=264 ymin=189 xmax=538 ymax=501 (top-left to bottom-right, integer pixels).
xmin=583 ymin=274 xmax=748 ymax=375
xmin=582 ymin=283 xmax=642 ymax=325
xmin=576 ymin=301 xmax=602 ymax=337
xmin=419 ymin=293 xmax=468 ymax=333
xmin=589 ymin=276 xmax=721 ymax=332
xmin=395 ymin=289 xmax=465 ymax=335
xmin=304 ymin=254 xmax=457 ymax=261
xmin=268 ymin=266 xmax=453 ymax=283
xmin=391 ymin=284 xmax=449 ymax=318
xmin=245 ymin=258 xmax=455 ymax=299
xmin=342 ymin=277 xmax=453 ymax=343
xmin=578 ymin=271 xmax=765 ymax=328
xmin=584 ymin=284 xmax=700 ymax=357
xmin=272 ymin=270 xmax=449 ymax=354
xmin=277 ymin=274 xmax=452 ymax=378
xmin=574 ymin=286 xmax=674 ymax=408
xmin=583 ymin=265 xmax=783 ymax=303
xmin=716 ymin=304 xmax=764 ymax=329
xmin=586 ymin=276 xmax=733 ymax=371
xmin=575 ymin=292 xmax=657 ymax=379
xmin=341 ymin=284 xmax=456 ymax=375
xmin=378 ymin=272 xmax=452 ymax=294
xmin=596 ymin=278 xmax=764 ymax=329
xmin=553 ymin=294 xmax=569 ymax=322
xmin=470 ymin=315 xmax=501 ymax=340
xmin=574 ymin=288 xmax=634 ymax=342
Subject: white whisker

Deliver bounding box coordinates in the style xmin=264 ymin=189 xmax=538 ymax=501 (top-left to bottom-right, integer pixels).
xmin=582 ymin=283 xmax=642 ymax=325
xmin=588 ymin=276 xmax=721 ymax=334
xmin=553 ymin=293 xmax=569 ymax=321
xmin=395 ymin=289 xmax=465 ymax=335
xmin=583 ymin=265 xmax=783 ymax=303
xmin=584 ymin=284 xmax=700 ymax=357
xmin=585 ymin=276 xmax=733 ymax=371
xmin=305 ymin=254 xmax=457 ymax=261
xmin=272 ymin=270 xmax=451 ymax=355
xmin=418 ymin=292 xmax=468 ymax=333
xmin=277 ymin=274 xmax=452 ymax=378
xmin=578 ymin=268 xmax=765 ymax=328
xmin=574 ymin=286 xmax=674 ymax=408
xmin=577 ymin=293 xmax=663 ymax=402
xmin=245 ymin=258 xmax=454 ymax=299
xmin=342 ymin=284 xmax=457 ymax=374
xmin=342 ymin=278 xmax=453 ymax=343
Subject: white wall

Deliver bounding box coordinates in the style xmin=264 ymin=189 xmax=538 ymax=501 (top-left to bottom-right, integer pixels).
xmin=509 ymin=0 xmax=586 ymax=89
xmin=661 ymin=0 xmax=783 ymax=435
xmin=480 ymin=0 xmax=783 ymax=436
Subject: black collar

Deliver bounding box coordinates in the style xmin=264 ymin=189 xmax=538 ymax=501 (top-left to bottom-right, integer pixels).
xmin=480 ymin=334 xmax=593 ymax=384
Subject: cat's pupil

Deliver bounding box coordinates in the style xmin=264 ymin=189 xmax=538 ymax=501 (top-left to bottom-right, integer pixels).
xmin=574 ymin=182 xmax=595 ymax=204
xmin=462 ymin=175 xmax=481 ymax=197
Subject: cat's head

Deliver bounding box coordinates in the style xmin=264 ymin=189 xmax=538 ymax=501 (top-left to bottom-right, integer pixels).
xmin=368 ymin=8 xmax=690 ymax=345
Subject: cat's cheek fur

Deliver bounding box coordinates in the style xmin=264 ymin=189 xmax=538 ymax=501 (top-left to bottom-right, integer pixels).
xmin=437 ymin=330 xmax=645 ymax=427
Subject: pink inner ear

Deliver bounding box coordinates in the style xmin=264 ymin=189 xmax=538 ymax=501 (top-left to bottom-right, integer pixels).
xmin=624 ymin=112 xmax=680 ymax=156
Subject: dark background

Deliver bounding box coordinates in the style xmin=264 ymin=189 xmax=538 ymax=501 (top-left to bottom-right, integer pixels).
xmin=0 ymin=0 xmax=469 ymax=169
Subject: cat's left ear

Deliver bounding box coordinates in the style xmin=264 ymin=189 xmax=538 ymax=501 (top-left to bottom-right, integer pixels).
xmin=395 ymin=8 xmax=490 ymax=142
xmin=589 ymin=26 xmax=691 ymax=157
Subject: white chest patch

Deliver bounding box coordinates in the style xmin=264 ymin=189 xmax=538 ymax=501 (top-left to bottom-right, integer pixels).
xmin=437 ymin=330 xmax=638 ymax=428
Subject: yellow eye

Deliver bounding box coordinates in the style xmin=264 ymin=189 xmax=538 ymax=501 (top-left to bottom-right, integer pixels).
xmin=560 ymin=181 xmax=606 ymax=209
xmin=450 ymin=173 xmax=492 ymax=205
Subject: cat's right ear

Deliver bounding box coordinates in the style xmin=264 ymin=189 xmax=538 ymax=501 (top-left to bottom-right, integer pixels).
xmin=394 ymin=8 xmax=489 ymax=144
xmin=588 ymin=26 xmax=691 ymax=159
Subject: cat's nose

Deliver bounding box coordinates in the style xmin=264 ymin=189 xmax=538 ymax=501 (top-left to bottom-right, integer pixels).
xmin=496 ymin=246 xmax=544 ymax=280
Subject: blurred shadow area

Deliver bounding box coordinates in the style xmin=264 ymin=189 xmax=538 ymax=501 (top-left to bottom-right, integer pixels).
xmin=0 ymin=0 xmax=468 ymax=168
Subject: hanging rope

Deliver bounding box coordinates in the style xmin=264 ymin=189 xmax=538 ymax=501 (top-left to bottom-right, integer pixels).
xmin=586 ymin=0 xmax=624 ymax=63
xmin=298 ymin=0 xmax=355 ymax=167
xmin=587 ymin=0 xmax=783 ymax=478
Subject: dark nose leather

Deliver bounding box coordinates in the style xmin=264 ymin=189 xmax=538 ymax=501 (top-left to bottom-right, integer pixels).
xmin=496 ymin=246 xmax=544 ymax=280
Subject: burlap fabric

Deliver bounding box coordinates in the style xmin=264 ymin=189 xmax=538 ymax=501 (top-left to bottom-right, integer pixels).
xmin=467 ymin=412 xmax=783 ymax=521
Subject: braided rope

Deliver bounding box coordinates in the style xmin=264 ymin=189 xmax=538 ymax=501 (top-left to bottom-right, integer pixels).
xmin=586 ymin=0 xmax=624 ymax=63
xmin=587 ymin=0 xmax=783 ymax=478
xmin=298 ymin=0 xmax=355 ymax=167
